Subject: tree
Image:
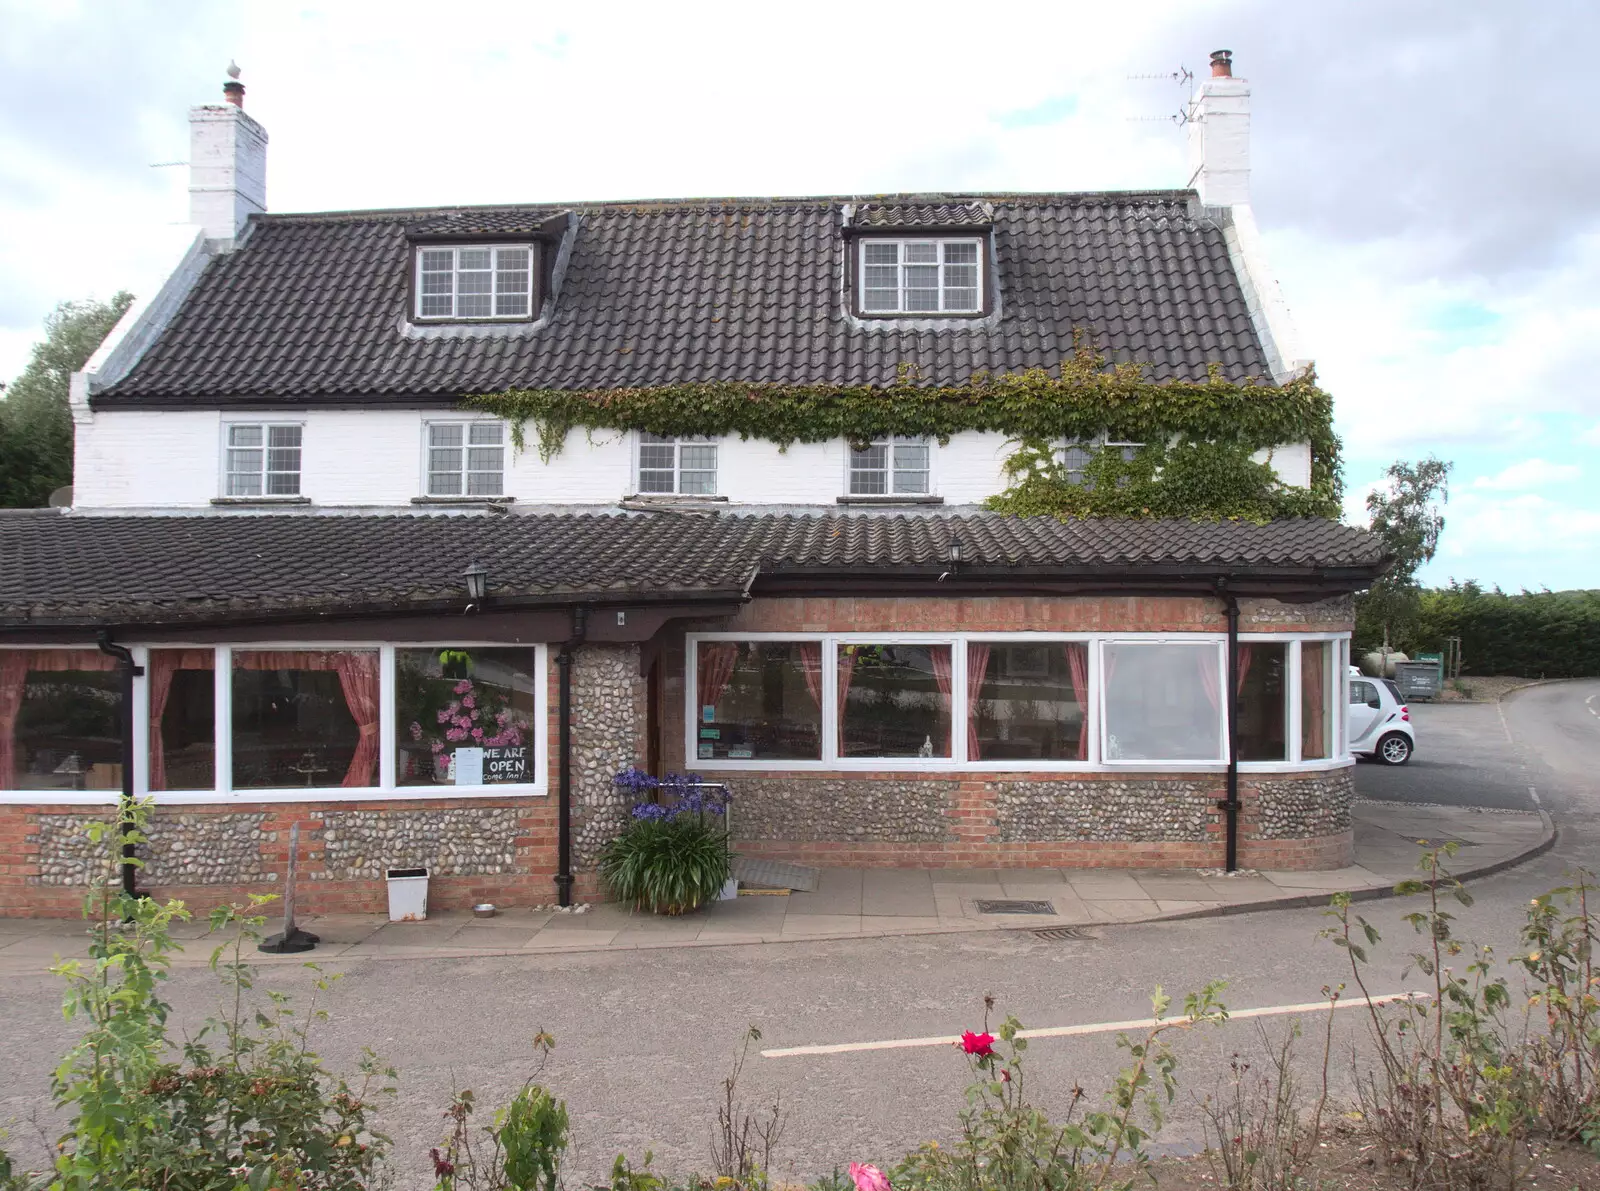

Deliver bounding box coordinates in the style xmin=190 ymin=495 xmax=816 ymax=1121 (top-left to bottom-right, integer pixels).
xmin=1354 ymin=456 xmax=1452 ymax=656
xmin=0 ymin=291 xmax=134 ymax=507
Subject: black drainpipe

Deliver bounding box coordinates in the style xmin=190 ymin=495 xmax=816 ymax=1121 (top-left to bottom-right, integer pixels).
xmin=554 ymin=605 xmax=589 ymax=907
xmin=95 ymin=631 xmax=144 ymax=899
xmin=1212 ymin=580 xmax=1241 ymax=872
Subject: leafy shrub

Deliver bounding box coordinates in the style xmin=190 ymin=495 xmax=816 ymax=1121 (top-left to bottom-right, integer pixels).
xmin=598 ymin=815 xmax=732 ymax=916
xmin=0 ymin=804 xmax=394 ymax=1191
xmin=600 ymin=769 xmax=732 ymax=915
xmin=1412 ymin=583 xmax=1600 ymax=677
xmin=429 ymin=1034 xmax=572 ymax=1191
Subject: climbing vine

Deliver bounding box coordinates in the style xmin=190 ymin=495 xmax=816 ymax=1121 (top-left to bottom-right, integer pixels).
xmin=464 ymin=346 xmax=1342 ymax=521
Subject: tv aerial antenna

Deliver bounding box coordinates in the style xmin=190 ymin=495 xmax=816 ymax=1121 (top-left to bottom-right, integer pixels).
xmin=1126 ymin=64 xmax=1196 ymax=126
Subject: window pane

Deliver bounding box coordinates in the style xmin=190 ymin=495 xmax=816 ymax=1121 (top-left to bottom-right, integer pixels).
xmin=496 ymin=293 xmax=530 ymax=316
xmin=863 ymin=288 xmax=899 ymax=311
xmin=638 ymin=470 xmax=676 ymax=493
xmin=228 ymin=425 xmax=263 ymax=448
xmin=468 ymin=422 xmax=504 ymax=445
xmin=971 ymin=642 xmax=1086 ymax=761
xmin=429 ymin=468 xmax=463 ymax=496
xmin=850 ymin=467 xmax=887 ymax=495
xmin=2 ymin=650 xmax=122 ymax=791
xmin=264 ymin=470 xmax=300 ymax=496
xmin=149 ymin=649 xmax=215 ymax=791
xmin=430 ymin=423 xmax=464 ymax=448
xmin=863 ymin=242 xmax=898 ymax=265
xmin=420 ymin=293 xmax=453 ymax=317
xmin=904 ymin=287 xmax=940 ymax=312
xmin=840 ymin=644 xmax=952 ymax=758
xmin=944 ymin=264 xmax=978 ymax=288
xmin=226 ymin=448 xmax=262 ymax=474
xmin=679 ymin=468 xmax=717 ymax=495
xmin=639 ymin=443 xmax=675 ymax=470
xmin=904 ymin=265 xmax=938 ymax=288
xmin=943 ymin=242 xmax=978 ymax=263
xmin=1062 ymin=443 xmax=1092 ymax=484
xmin=863 ymin=265 xmax=899 ymax=289
xmin=265 ymin=446 xmax=300 ymax=474
xmin=396 ymin=647 xmax=537 ymax=786
xmin=421 ymin=249 xmax=453 ymax=271
xmin=267 ymin=425 xmax=302 ymax=449
xmin=680 ymin=444 xmax=717 ymax=471
xmin=495 ymin=248 xmax=530 ymax=270
xmin=943 ymin=288 xmax=978 ymax=311
xmin=1236 ymin=642 xmax=1288 ymax=761
xmin=457 ymin=270 xmax=491 ymax=294
xmin=903 ymin=242 xmax=938 ymax=263
xmin=458 ymin=293 xmax=491 ymax=317
xmin=1301 ymin=641 xmax=1332 ymax=760
xmin=892 ymin=442 xmax=929 ymax=472
xmin=231 ymin=650 xmax=378 ymax=789
xmin=1103 ymin=642 xmax=1223 ymax=761
xmin=695 ymin=642 xmax=822 ymax=761
xmin=458 ymin=248 xmax=491 ymax=271
xmin=226 ymin=466 xmax=262 ymax=497
xmin=465 ymin=467 xmax=503 ymax=496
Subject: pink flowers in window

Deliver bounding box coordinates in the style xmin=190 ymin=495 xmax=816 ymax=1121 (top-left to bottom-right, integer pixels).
xmin=849 ymin=1163 xmax=890 ymax=1191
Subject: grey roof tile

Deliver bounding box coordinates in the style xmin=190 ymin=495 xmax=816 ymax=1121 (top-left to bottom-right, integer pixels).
xmin=0 ymin=510 xmax=1385 ymax=626
xmin=99 ymin=191 xmax=1272 ymax=406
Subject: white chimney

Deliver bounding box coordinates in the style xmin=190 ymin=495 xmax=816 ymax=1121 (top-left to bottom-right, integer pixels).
xmin=1186 ymin=49 xmax=1250 ymax=207
xmin=188 ymin=62 xmax=267 ymax=245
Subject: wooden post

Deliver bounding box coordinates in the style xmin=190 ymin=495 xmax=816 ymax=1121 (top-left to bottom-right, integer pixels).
xmin=259 ymin=822 xmax=319 ymax=953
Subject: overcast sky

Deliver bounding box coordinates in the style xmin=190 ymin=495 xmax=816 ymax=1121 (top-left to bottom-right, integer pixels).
xmin=2 ymin=0 xmax=1595 ymax=592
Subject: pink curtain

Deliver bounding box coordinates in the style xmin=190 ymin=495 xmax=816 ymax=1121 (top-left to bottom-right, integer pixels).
xmin=333 ymin=652 xmax=380 ymax=787
xmin=147 ymin=649 xmax=215 ymax=791
xmin=696 ymin=643 xmax=739 ymax=717
xmin=797 ymin=643 xmax=823 ymax=708
xmin=965 ymin=644 xmax=990 ymax=761
xmin=1235 ymin=643 xmax=1255 ymax=694
xmin=1198 ymin=646 xmax=1221 ymax=713
xmin=0 ymin=650 xmax=117 ymax=789
xmin=927 ymin=646 xmax=954 ymax=758
xmin=836 ymin=646 xmax=857 ymax=754
xmin=1065 ymin=642 xmax=1090 ymax=761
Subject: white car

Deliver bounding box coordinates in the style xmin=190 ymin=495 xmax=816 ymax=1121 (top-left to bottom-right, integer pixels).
xmin=1348 ymin=675 xmax=1415 ymax=764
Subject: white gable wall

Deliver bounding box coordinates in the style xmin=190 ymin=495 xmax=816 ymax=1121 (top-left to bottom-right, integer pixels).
xmin=71 ymin=408 xmax=1314 ymax=511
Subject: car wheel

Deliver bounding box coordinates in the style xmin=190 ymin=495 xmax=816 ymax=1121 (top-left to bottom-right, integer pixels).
xmin=1375 ymin=732 xmax=1412 ymax=766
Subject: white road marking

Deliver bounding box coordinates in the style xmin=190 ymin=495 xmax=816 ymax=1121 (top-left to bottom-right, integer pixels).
xmin=760 ymin=992 xmax=1427 ymax=1058
xmin=1498 ymin=701 xmax=1515 ymax=743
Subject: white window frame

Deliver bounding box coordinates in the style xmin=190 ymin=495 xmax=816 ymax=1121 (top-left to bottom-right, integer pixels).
xmin=221 ymin=421 xmax=304 ymax=498
xmin=1060 ymin=435 xmax=1143 ymax=487
xmin=683 ymin=631 xmax=1352 ymax=775
xmin=635 ymin=432 xmax=719 ymax=496
xmin=0 ymin=643 xmax=549 ymax=805
xmin=413 ymin=243 xmax=536 ymax=321
xmin=857 ymin=237 xmax=983 ymax=314
xmin=423 ymin=419 xmax=508 ymax=497
xmin=846 ymin=435 xmax=934 ymax=496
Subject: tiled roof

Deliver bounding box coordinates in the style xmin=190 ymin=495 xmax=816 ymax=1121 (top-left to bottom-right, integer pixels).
xmin=851 ymin=202 xmax=994 ymax=228
xmin=97 ymin=190 xmax=1272 ymax=405
xmin=0 ymin=510 xmax=1385 ymax=626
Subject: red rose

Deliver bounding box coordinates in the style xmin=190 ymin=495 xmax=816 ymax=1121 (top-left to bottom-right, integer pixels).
xmin=960 ymin=1030 xmax=996 ymax=1058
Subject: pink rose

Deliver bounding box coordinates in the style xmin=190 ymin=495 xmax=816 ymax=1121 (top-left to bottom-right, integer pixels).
xmin=471 ymin=727 xmax=484 ymax=740
xmin=960 ymin=1031 xmax=996 ymax=1058
xmin=850 ymin=1164 xmax=890 ymax=1191
xmin=462 ymin=695 xmax=475 ymax=709
xmin=445 ymin=728 xmax=467 ymax=742
xmin=436 ymin=709 xmax=451 ymax=724
xmin=409 ymin=722 xmax=423 ymax=740
xmin=454 ymin=680 xmax=472 ymax=694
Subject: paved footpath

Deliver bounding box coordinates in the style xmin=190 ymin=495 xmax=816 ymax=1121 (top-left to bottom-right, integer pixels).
xmin=0 ymin=799 xmax=1551 ymax=973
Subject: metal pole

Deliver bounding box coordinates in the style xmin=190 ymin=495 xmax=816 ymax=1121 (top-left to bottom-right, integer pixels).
xmin=1213 ymin=582 xmax=1241 ymax=873
xmin=95 ymin=632 xmax=143 ymax=899
xmin=554 ymin=606 xmax=589 ymax=908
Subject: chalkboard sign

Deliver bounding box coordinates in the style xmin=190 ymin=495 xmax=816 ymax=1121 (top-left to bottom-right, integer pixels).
xmin=484 ymin=746 xmax=530 ymax=783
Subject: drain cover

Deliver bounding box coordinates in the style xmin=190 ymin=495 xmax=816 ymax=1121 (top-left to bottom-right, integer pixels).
xmin=1033 ymin=926 xmax=1092 ymax=941
xmin=974 ymin=898 xmax=1055 ymax=915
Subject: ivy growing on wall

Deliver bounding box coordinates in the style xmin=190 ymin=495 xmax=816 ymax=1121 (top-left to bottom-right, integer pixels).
xmin=465 ymin=347 xmax=1342 ymax=521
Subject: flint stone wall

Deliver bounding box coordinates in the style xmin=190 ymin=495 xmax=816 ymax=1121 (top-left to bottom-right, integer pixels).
xmin=729 ymin=777 xmax=955 ymax=842
xmin=34 ymin=811 xmax=269 ymax=886
xmin=994 ymin=779 xmax=1215 ymax=842
xmin=317 ymin=807 xmax=520 ymax=879
xmin=571 ymin=645 xmax=647 ymax=869
xmin=1247 ymin=770 xmax=1355 ymax=839
xmin=1241 ymin=595 xmax=1354 ymax=628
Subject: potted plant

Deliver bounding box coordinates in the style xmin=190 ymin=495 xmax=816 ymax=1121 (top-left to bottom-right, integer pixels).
xmin=598 ymin=768 xmax=733 ymax=915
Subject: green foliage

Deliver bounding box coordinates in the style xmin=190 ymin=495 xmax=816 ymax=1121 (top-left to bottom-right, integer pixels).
xmin=893 ymin=987 xmax=1228 ymax=1191
xmin=466 ymin=349 xmax=1342 ymax=521
xmin=0 ymin=802 xmax=396 ymax=1191
xmin=1412 ymin=583 xmax=1600 ymax=677
xmin=597 ymin=815 xmax=733 ymax=916
xmin=1353 ymin=457 xmax=1451 ymax=653
xmin=0 ymin=292 xmax=133 ymax=508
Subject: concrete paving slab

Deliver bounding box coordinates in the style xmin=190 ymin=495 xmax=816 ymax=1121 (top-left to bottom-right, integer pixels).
xmin=779 ymin=914 xmax=863 ymax=936
xmin=520 ymin=930 xmax=619 ymax=950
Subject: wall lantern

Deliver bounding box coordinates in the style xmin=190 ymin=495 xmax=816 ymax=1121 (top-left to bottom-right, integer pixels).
xmin=948 ymin=537 xmax=964 ymax=566
xmin=462 ymin=560 xmax=489 ymax=602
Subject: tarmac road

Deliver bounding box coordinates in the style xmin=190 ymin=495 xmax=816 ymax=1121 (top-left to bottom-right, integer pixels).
xmin=1 ymin=681 xmax=1596 ymax=1188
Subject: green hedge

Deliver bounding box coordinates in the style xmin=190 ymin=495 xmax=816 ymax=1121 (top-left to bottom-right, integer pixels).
xmin=1414 ymin=584 xmax=1600 ymax=678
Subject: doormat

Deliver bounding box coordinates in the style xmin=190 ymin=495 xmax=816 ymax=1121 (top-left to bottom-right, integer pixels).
xmin=733 ymin=857 xmax=821 ymax=893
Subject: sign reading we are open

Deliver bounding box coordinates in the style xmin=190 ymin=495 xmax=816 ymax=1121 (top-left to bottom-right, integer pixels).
xmin=453 ymin=746 xmax=531 ymax=785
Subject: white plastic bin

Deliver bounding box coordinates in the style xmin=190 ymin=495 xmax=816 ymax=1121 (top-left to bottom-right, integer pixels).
xmin=385 ymin=867 xmax=429 ymax=922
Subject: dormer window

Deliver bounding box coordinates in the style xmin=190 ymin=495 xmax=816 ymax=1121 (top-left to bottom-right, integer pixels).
xmin=858 ymin=239 xmax=982 ymax=315
xmin=415 ymin=245 xmax=534 ymax=320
